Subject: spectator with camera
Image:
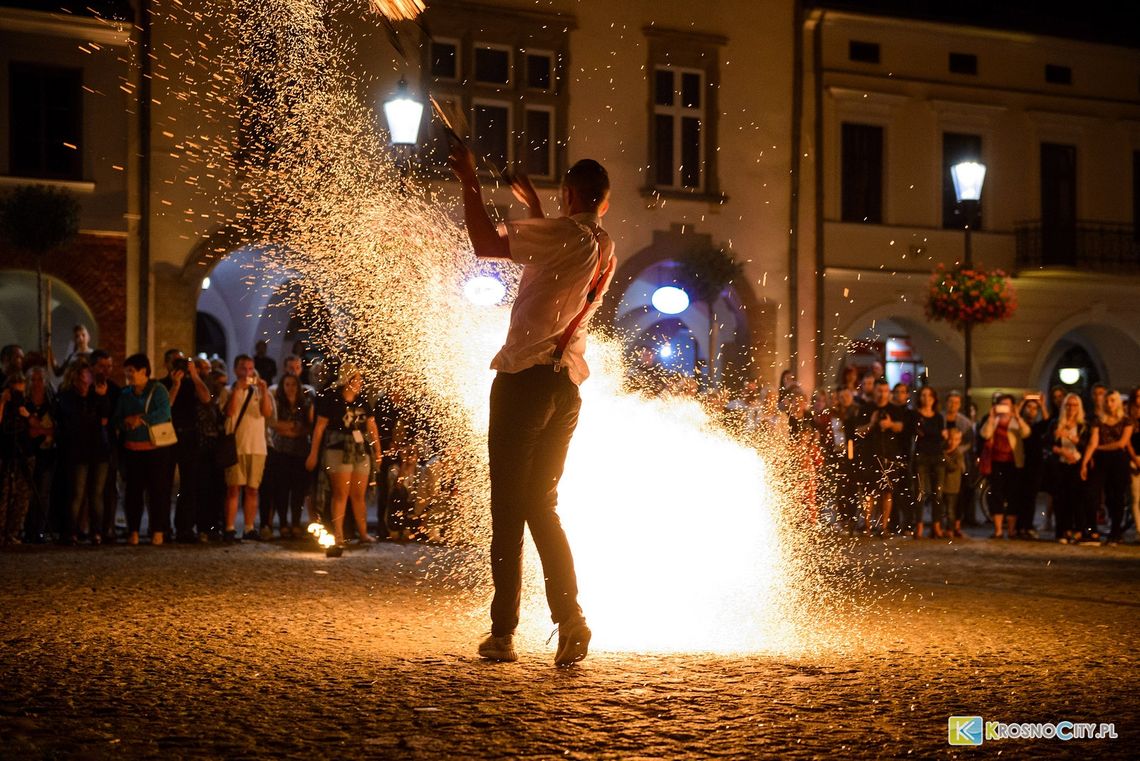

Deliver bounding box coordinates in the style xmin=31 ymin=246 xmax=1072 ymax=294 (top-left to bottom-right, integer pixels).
xmin=217 ymin=355 xmax=272 ymax=543
xmin=980 ymin=393 xmax=1030 ymax=539
xmin=160 ymin=349 xmax=211 ymax=542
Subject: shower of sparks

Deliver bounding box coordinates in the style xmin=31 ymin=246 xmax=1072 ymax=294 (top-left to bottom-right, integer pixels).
xmin=131 ymin=0 xmax=886 ymax=656
xmin=368 ymin=0 xmax=426 ymax=22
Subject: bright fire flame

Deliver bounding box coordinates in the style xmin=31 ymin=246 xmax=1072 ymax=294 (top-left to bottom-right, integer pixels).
xmin=443 ymin=306 xmax=801 ymax=654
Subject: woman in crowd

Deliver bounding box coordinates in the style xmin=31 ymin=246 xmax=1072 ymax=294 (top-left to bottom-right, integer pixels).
xmin=56 ymin=362 xmax=112 ymax=545
xmin=913 ymin=386 xmax=946 ymax=539
xmin=23 ymin=365 xmax=57 ymax=544
xmin=1081 ymin=390 xmax=1134 ymax=544
xmin=1015 ymin=395 xmax=1049 ymax=539
xmin=305 ymin=366 xmax=382 ymax=547
xmin=267 ymin=373 xmax=313 ymax=539
xmin=194 ymin=362 xmax=228 ymax=540
xmin=1129 ymin=390 xmax=1140 ymax=542
xmin=1050 ymin=394 xmax=1088 ymax=543
xmin=979 ymin=393 xmax=1029 ymax=539
xmin=0 ymin=372 xmax=34 ymax=544
xmin=112 ymin=353 xmax=174 ymax=546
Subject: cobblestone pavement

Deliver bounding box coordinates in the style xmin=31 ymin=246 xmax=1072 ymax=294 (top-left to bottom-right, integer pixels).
xmin=1 ymin=532 xmax=1137 ymax=759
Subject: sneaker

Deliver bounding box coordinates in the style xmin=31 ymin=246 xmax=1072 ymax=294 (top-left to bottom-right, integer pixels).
xmin=243 ymin=529 xmax=260 ymax=542
xmin=223 ymin=530 xmax=240 ymax=545
xmin=554 ymin=617 xmax=591 ymax=667
xmin=259 ymin=525 xmax=274 ymax=541
xmin=478 ymin=634 xmax=518 ymax=663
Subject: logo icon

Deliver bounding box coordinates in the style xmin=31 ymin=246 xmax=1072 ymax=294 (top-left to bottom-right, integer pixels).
xmin=949 ymin=716 xmax=984 ymax=746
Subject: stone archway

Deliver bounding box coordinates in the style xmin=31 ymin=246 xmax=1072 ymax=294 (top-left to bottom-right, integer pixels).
xmin=602 ymin=224 xmax=767 ymax=386
xmin=1030 ymin=314 xmax=1140 ymax=392
xmin=0 ymin=270 xmax=99 ymax=361
xmin=834 ymin=302 xmax=964 ymax=392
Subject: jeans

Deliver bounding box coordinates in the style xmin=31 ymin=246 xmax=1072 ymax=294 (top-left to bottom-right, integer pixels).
xmin=488 ymin=366 xmax=583 ymax=636
xmin=914 ymin=452 xmax=946 ymax=526
xmin=68 ymin=460 xmax=109 ymax=538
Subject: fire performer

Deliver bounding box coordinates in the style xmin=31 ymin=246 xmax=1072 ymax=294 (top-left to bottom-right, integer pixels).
xmin=449 ymin=142 xmax=615 ymax=666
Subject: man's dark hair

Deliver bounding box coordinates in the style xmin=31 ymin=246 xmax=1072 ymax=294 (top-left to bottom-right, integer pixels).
xmin=563 ymin=159 xmax=609 ymax=210
xmin=163 ymin=348 xmax=181 ymax=363
xmin=893 ymin=382 xmax=909 ymax=392
xmin=0 ymin=344 xmax=20 ymax=364
xmin=124 ymin=353 xmax=151 ymax=375
xmin=233 ymin=353 xmax=253 ymax=369
xmin=90 ymin=349 xmax=111 ymax=363
xmin=874 ymin=378 xmax=890 ymax=388
xmin=1092 ymin=382 xmax=1107 ymax=392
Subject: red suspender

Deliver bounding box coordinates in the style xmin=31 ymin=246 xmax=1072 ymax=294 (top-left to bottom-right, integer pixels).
xmin=552 ymin=225 xmax=614 ymax=371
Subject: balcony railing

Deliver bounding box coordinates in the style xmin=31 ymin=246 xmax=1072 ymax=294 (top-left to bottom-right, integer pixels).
xmin=1015 ymin=221 xmax=1140 ymax=273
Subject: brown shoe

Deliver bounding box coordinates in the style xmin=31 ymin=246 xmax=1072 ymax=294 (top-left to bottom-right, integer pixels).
xmin=554 ymin=617 xmax=592 ymax=667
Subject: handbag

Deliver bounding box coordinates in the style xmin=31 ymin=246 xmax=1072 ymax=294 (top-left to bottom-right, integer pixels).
xmin=145 ymin=384 xmax=178 ymax=448
xmin=216 ymin=387 xmax=253 ymax=469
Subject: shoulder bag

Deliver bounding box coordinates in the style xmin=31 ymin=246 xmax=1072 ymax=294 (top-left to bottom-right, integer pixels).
xmin=216 ymin=387 xmax=253 ymax=468
xmin=145 ymin=384 xmax=179 ymax=448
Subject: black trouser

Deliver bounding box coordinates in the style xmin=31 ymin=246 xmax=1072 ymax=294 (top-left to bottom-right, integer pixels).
xmin=1015 ymin=462 xmax=1042 ymax=532
xmin=1053 ymin=462 xmax=1081 ymax=538
xmin=1094 ymin=451 xmax=1130 ymax=539
xmin=265 ymin=449 xmax=308 ymax=530
xmin=196 ymin=437 xmax=225 ymax=535
xmin=122 ymin=447 xmax=173 ymax=535
xmin=488 ymin=366 xmax=583 ymax=636
xmin=102 ymin=449 xmax=120 ymax=537
xmin=988 ymin=461 xmax=1020 ymax=519
xmin=170 ymin=430 xmax=200 ymax=537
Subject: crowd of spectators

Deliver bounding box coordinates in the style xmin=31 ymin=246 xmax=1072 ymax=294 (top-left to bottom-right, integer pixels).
xmin=0 ymin=328 xmax=450 ymax=552
xmin=4 ymin=328 xmax=1139 ymax=550
xmin=721 ymin=365 xmax=1140 ymax=545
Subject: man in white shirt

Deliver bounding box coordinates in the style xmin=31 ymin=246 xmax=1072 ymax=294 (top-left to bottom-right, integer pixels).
xmin=450 ymin=142 xmax=615 ymax=667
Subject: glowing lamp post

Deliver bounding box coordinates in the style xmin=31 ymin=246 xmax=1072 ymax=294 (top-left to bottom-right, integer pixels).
xmin=383 ymin=77 xmax=424 ymax=146
xmin=951 ymin=160 xmax=986 ymax=405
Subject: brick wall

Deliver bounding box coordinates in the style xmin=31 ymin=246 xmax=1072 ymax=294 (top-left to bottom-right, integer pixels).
xmin=0 ymin=232 xmax=128 ymax=364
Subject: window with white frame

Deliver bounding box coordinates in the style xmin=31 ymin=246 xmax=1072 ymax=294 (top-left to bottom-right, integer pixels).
xmin=643 ymin=26 xmax=725 ymax=197
xmin=423 ymin=2 xmax=571 ymax=182
xmin=653 ymin=66 xmax=705 ymax=190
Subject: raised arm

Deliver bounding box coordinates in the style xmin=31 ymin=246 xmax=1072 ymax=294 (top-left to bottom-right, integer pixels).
xmin=448 ymin=141 xmax=510 ymax=260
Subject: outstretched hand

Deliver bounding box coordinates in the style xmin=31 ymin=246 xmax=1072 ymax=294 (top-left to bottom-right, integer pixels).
xmin=448 ymin=141 xmax=477 ymax=186
xmin=509 ymin=172 xmax=543 ymax=217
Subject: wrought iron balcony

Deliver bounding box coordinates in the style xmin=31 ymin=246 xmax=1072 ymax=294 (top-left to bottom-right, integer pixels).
xmin=1015 ymin=221 xmax=1140 ymax=273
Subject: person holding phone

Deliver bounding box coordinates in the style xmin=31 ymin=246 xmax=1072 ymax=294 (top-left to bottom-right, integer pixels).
xmin=218 ymin=355 xmax=273 ymax=542
xmin=979 ymin=393 xmax=1030 ymax=539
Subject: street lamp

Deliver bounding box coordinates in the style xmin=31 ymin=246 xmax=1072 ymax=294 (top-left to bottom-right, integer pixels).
xmin=951 ymin=160 xmax=986 ymax=406
xmin=383 ymin=77 xmax=424 ymax=146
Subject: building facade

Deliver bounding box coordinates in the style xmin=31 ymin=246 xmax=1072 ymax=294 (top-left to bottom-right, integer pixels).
xmin=2 ymin=0 xmax=1138 ymax=403
xmin=797 ymin=7 xmax=1140 ymax=400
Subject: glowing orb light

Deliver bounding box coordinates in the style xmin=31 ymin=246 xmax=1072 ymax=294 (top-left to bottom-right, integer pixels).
xmin=651 ymin=286 xmax=689 ymax=315
xmin=659 ymin=343 xmax=673 ymax=358
xmin=463 ymin=275 xmax=506 ymax=306
xmin=1059 ymin=367 xmax=1081 ymax=385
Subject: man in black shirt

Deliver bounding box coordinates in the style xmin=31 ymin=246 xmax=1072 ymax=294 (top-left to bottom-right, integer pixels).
xmin=253 ymin=341 xmax=277 ymax=388
xmin=160 ymin=349 xmax=211 ymax=542
xmin=855 ymin=379 xmax=905 ymax=535
xmin=91 ymin=350 xmax=122 ymax=541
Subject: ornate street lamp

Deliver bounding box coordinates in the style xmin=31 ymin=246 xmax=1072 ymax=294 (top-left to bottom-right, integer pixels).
xmin=951 ymin=160 xmax=986 ymax=405
xmin=383 ymin=77 xmax=423 ymax=146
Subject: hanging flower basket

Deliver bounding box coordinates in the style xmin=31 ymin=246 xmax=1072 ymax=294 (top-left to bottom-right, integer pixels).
xmin=925 ymin=263 xmax=1016 ymax=330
